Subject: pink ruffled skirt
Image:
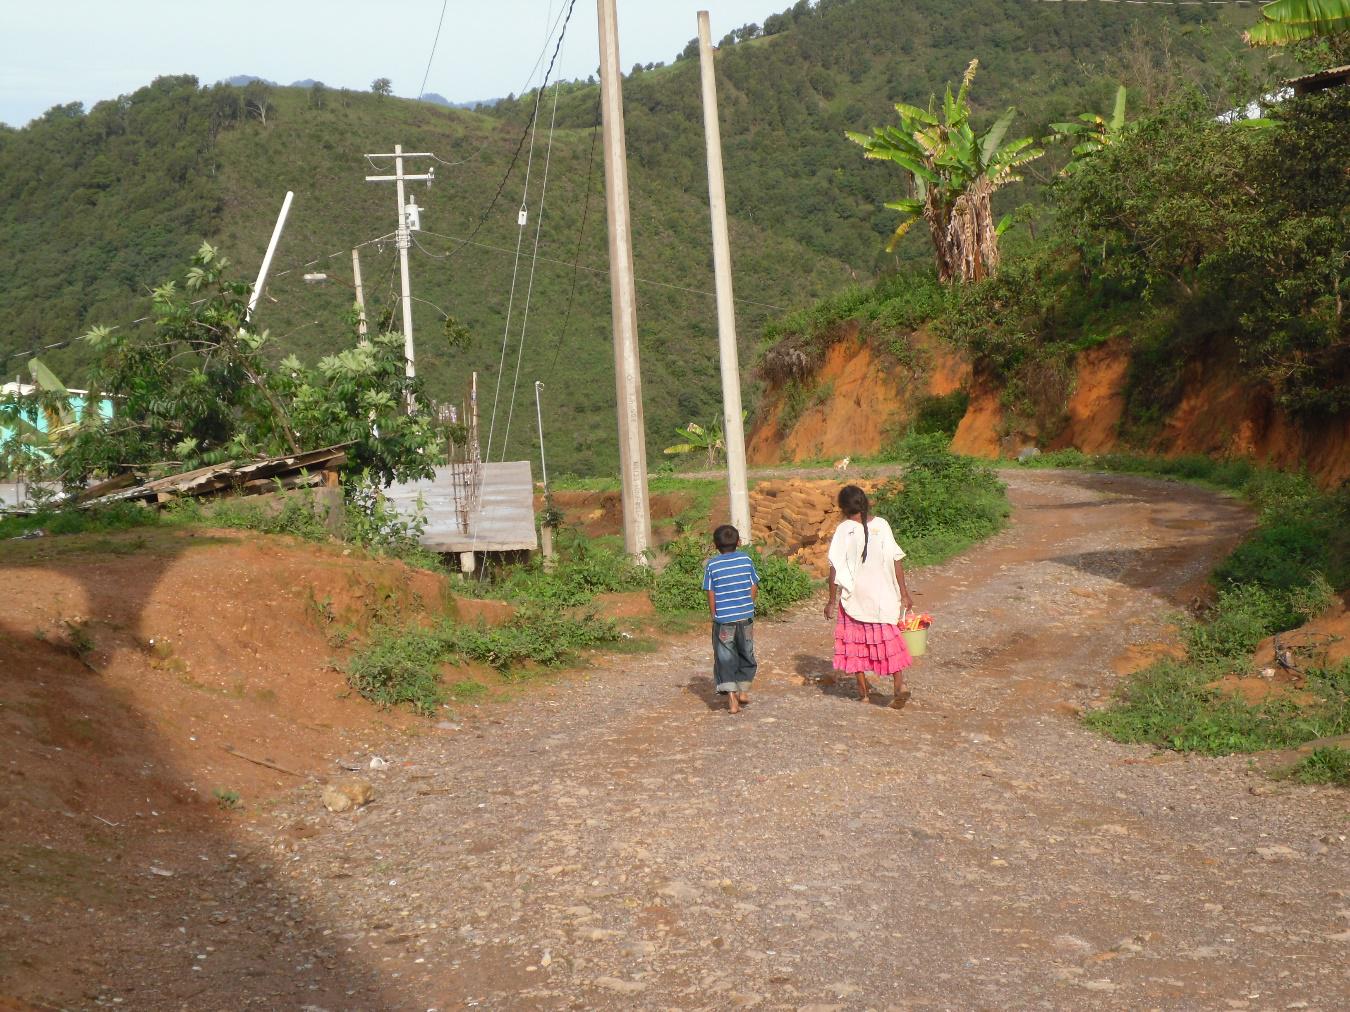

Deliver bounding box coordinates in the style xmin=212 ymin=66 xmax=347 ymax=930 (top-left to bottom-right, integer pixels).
xmin=834 ymin=608 xmax=912 ymax=676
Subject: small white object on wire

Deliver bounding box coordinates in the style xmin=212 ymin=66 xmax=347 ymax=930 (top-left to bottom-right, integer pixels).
xmin=517 ymin=206 xmax=529 ymax=227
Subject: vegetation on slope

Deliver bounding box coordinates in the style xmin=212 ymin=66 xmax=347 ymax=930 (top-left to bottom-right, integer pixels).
xmin=1 ymin=0 xmax=1286 ymax=475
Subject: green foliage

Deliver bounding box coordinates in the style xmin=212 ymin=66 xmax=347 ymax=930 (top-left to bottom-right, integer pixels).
xmin=343 ymin=477 xmax=443 ymax=569
xmin=48 ymin=245 xmax=440 ymax=489
xmin=1085 ymin=659 xmax=1350 ymax=755
xmin=495 ymin=536 xmax=651 ymax=607
xmin=2 ymin=1 xmax=1278 ymax=477
xmin=345 ymin=608 xmax=622 ymax=714
xmin=1185 ymin=580 xmax=1332 ymax=667
xmin=650 ymin=535 xmax=816 ymax=616
xmin=1055 ymin=90 xmax=1349 ymax=416
xmin=1289 ymin=746 xmax=1350 ymax=785
xmin=910 ymin=389 xmax=970 ymax=437
xmin=1049 ymin=85 xmax=1132 ymax=174
xmin=871 ymin=434 xmax=1011 ymax=566
xmin=1245 ymin=0 xmax=1350 ymax=46
xmin=0 ymin=501 xmax=160 ymax=540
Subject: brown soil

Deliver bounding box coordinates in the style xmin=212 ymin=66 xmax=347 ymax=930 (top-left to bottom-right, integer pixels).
xmin=0 ymin=528 xmax=481 ymax=1005
xmin=748 ymin=327 xmax=968 ymax=464
xmin=10 ymin=471 xmax=1349 ymax=1009
xmin=756 ymin=332 xmax=1350 ymax=487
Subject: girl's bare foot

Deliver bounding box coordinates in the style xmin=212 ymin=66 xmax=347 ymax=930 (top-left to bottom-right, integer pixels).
xmin=890 ymin=690 xmax=911 ymax=710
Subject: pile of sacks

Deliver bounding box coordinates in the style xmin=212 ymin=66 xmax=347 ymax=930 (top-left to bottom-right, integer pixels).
xmin=750 ymin=478 xmax=883 ymax=578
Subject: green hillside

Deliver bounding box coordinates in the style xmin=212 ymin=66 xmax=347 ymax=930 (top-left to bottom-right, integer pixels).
xmin=0 ymin=0 xmax=1287 ymax=474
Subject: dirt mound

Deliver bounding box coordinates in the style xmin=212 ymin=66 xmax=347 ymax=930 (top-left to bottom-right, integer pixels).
xmin=1251 ymin=595 xmax=1350 ymax=677
xmin=0 ymin=526 xmax=476 ymax=999
xmin=751 ymin=478 xmax=884 ymax=576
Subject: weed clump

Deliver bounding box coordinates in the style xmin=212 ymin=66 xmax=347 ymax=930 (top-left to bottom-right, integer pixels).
xmin=344 ymin=607 xmax=622 ymax=716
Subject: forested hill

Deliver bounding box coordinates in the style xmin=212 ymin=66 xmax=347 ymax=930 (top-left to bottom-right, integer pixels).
xmin=0 ymin=0 xmax=1281 ymax=474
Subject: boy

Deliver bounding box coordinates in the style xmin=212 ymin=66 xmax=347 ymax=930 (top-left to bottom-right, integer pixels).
xmin=702 ymin=524 xmax=760 ymax=713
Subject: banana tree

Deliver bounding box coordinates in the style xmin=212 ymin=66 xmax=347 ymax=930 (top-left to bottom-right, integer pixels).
xmin=1050 ymin=85 xmax=1130 ymax=175
xmin=847 ymin=59 xmax=1043 ymax=284
xmin=1245 ymin=0 xmax=1350 ymax=45
xmin=664 ymin=419 xmax=725 ymax=468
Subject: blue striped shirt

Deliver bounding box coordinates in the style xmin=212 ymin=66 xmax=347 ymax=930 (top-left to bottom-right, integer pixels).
xmin=703 ymin=550 xmax=759 ymax=622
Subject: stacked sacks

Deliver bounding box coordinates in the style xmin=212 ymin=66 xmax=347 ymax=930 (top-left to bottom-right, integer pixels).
xmin=749 ymin=479 xmax=883 ymax=578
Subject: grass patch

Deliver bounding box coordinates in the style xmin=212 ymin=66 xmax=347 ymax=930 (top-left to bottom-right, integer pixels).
xmin=1287 ymin=747 xmax=1350 ymax=786
xmin=0 ymin=501 xmax=161 ymax=540
xmin=344 ymin=606 xmax=621 ymax=715
xmin=1085 ymin=660 xmax=1350 ymax=756
xmin=1083 ymin=461 xmax=1349 ymax=763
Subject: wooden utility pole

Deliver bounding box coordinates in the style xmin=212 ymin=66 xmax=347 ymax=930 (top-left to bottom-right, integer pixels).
xmin=364 ymin=145 xmax=434 ymax=378
xmin=697 ymin=11 xmax=752 ymax=543
xmin=351 ymin=248 xmax=368 ymax=338
xmin=597 ymin=0 xmax=653 ymax=560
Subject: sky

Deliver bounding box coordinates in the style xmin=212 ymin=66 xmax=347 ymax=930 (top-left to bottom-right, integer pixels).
xmin=1 ymin=1 xmax=785 ymax=127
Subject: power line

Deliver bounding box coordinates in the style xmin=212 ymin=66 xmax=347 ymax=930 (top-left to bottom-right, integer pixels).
xmin=439 ymin=0 xmax=579 ymax=268
xmin=501 ymin=79 xmax=564 ymax=459
xmin=548 ymin=94 xmax=603 ymax=381
xmin=417 ymin=0 xmax=452 ymax=102
xmin=413 ymin=227 xmax=788 ymax=312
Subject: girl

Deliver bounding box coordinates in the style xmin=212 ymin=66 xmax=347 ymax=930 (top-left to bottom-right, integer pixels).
xmin=824 ymin=485 xmax=915 ymax=708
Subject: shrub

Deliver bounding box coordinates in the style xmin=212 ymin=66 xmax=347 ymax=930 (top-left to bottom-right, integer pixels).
xmin=909 ymin=389 xmax=969 ymax=438
xmin=872 ymin=434 xmax=1010 ymax=566
xmin=650 ymin=535 xmax=816 ymax=616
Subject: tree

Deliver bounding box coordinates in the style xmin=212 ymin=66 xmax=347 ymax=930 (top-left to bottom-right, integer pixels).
xmin=664 ymin=419 xmax=725 ymax=467
xmin=847 ymin=60 xmax=1044 ymax=283
xmin=1245 ymin=0 xmax=1350 ymax=45
xmin=371 ymin=77 xmax=393 ymax=97
xmin=1049 ymin=85 xmax=1131 ymax=174
xmin=56 ymin=243 xmax=439 ymax=488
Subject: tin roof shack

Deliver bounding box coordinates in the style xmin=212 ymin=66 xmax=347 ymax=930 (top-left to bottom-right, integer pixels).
xmin=1289 ymin=64 xmax=1350 ymax=96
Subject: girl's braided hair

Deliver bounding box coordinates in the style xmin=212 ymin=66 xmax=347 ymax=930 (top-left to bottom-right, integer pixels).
xmin=838 ymin=484 xmax=871 ymax=562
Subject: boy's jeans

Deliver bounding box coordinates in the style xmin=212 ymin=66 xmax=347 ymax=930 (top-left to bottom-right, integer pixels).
xmin=712 ymin=618 xmax=757 ymax=693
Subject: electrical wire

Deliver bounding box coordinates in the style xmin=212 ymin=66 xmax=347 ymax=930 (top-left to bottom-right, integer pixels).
xmin=416 ymin=0 xmax=452 ymax=102
xmin=413 ymin=227 xmax=788 ymax=312
xmin=438 ymin=0 xmax=578 ymax=267
xmin=500 ymin=78 xmax=563 ymax=459
xmin=547 ymin=94 xmax=602 ymax=382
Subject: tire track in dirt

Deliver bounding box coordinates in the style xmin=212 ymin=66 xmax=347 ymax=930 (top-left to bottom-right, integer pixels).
xmin=177 ymin=471 xmax=1350 ymax=1009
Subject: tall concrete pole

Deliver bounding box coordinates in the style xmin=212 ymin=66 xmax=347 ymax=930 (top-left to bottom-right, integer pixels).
xmin=597 ymin=0 xmax=653 ymax=560
xmin=697 ymin=11 xmax=752 ymax=543
xmin=351 ymin=248 xmax=368 ymax=338
xmin=393 ymin=143 xmax=416 ymax=378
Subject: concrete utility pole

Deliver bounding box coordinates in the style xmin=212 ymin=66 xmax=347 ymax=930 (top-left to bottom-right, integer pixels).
xmin=364 ymin=144 xmax=434 ymax=378
xmin=351 ymin=248 xmax=368 ymax=338
xmin=247 ymin=190 xmax=293 ymax=322
xmin=697 ymin=11 xmax=752 ymax=543
xmin=597 ymin=0 xmax=654 ymax=560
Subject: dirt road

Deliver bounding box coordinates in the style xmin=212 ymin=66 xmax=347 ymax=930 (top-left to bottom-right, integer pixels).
xmin=23 ymin=470 xmax=1350 ymax=1009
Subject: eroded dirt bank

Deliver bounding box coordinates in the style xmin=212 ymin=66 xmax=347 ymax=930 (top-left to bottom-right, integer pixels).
xmin=13 ymin=471 xmax=1342 ymax=1009
xmin=751 ymin=334 xmax=1350 ymax=486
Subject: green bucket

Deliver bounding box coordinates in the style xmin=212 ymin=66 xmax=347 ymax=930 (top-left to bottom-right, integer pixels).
xmin=901 ymin=627 xmax=927 ymax=657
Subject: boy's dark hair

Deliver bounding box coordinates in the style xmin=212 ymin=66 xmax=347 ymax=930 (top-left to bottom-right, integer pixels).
xmin=712 ymin=524 xmax=740 ymax=551
xmin=838 ymin=485 xmax=872 ymax=562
